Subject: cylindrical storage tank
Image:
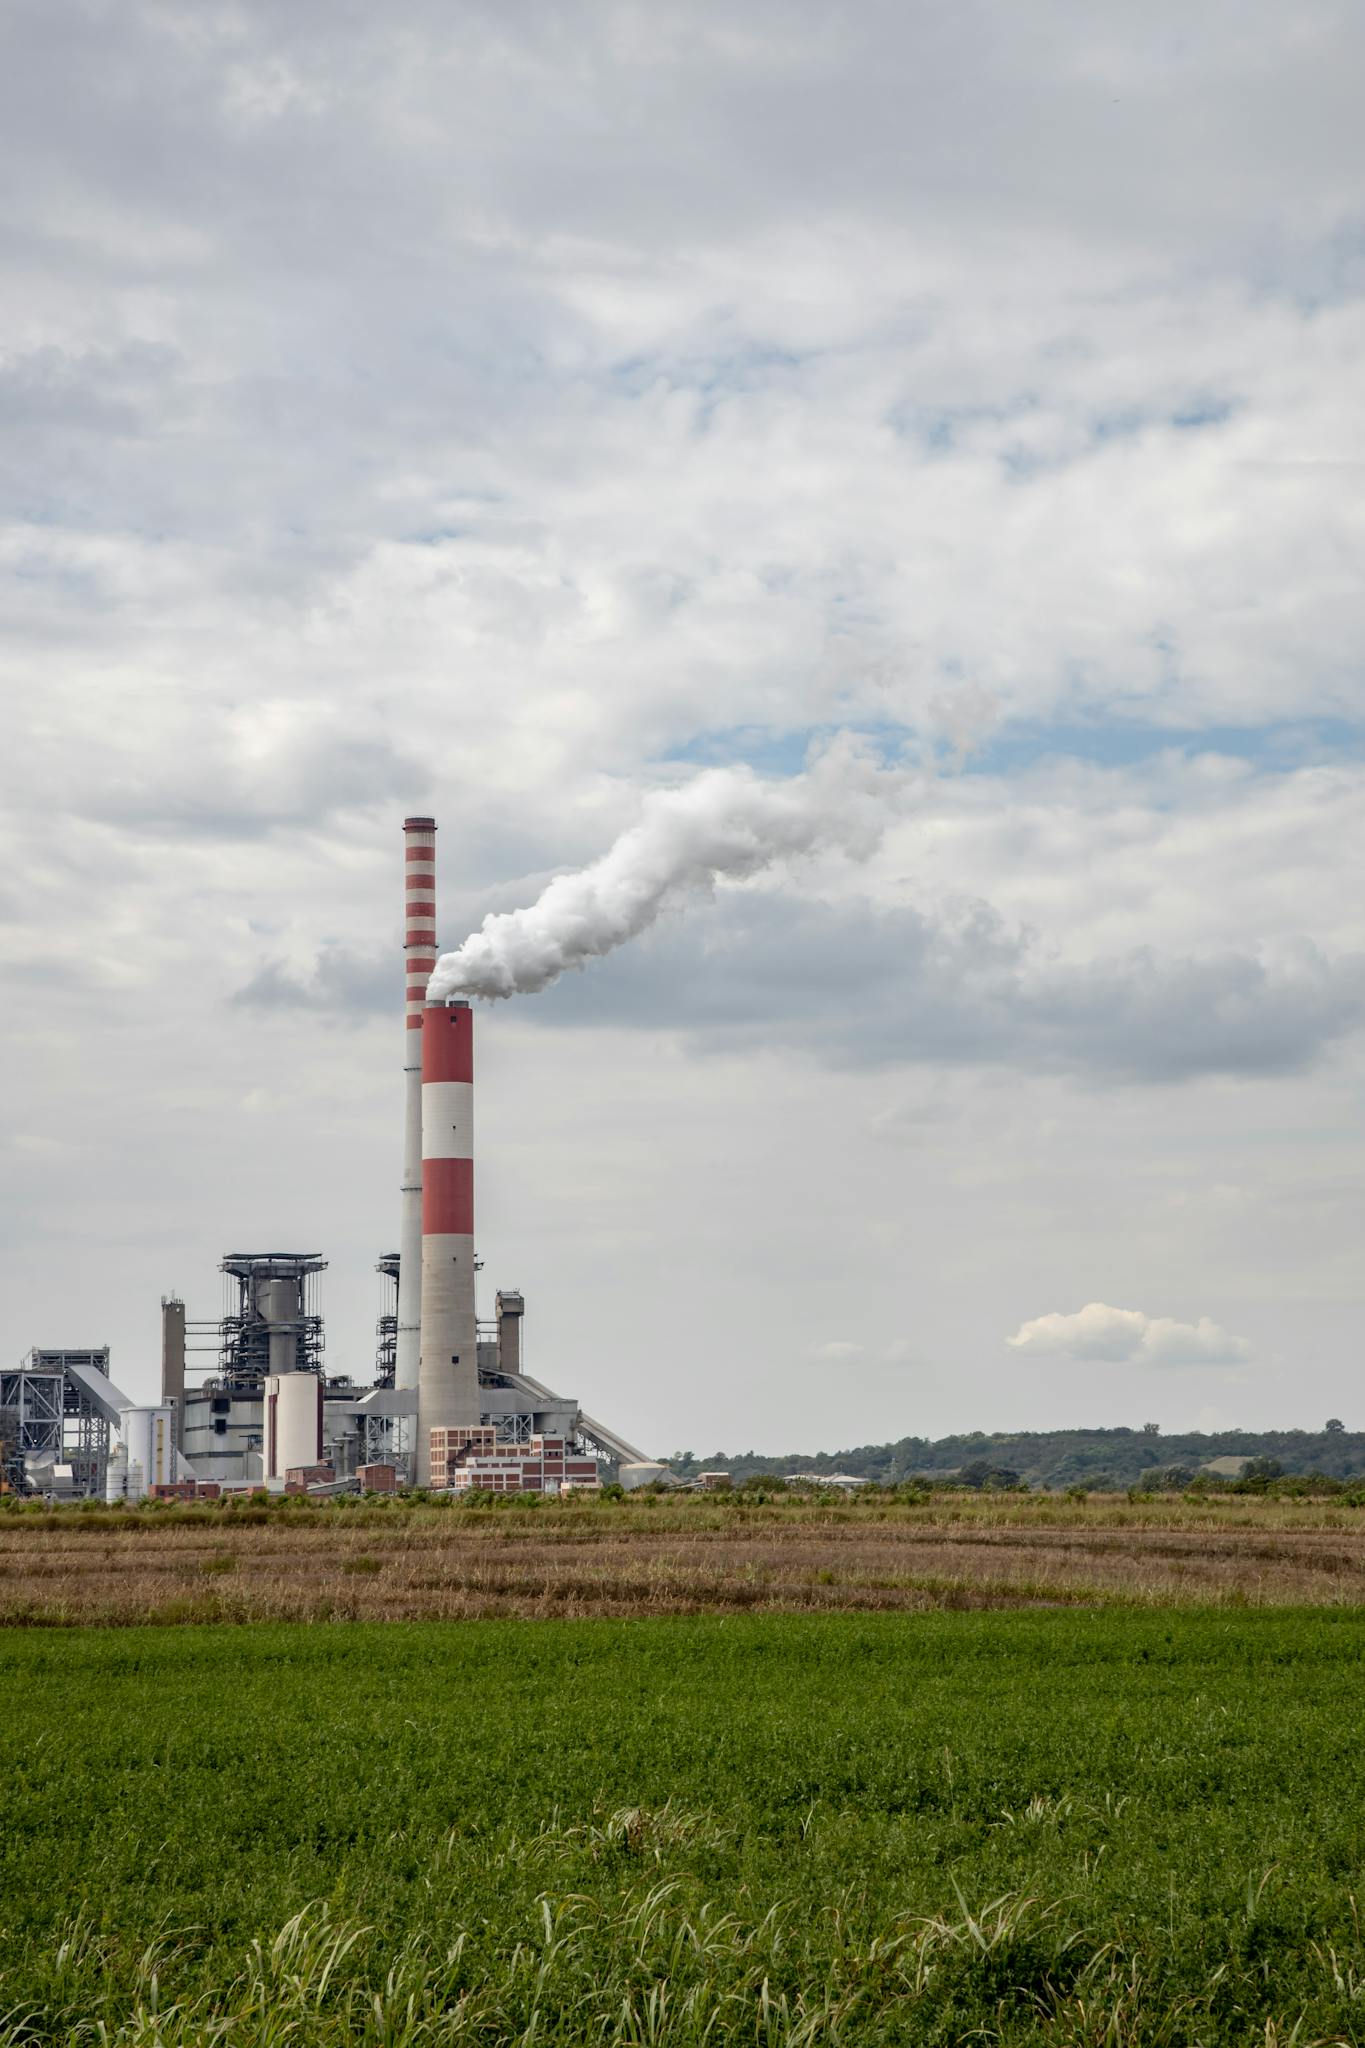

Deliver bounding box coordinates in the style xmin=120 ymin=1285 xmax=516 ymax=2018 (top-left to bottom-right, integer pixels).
xmin=120 ymin=1407 xmax=176 ymax=1499
xmin=105 ymin=1444 xmax=129 ymax=1504
xmin=418 ymin=999 xmax=479 ymax=1483
xmin=398 ymin=817 xmax=438 ymax=1395
xmin=262 ymin=1372 xmax=323 ymax=1481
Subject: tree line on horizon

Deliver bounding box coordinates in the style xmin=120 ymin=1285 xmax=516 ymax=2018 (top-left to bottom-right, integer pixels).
xmin=666 ymin=1421 xmax=1358 ymax=1490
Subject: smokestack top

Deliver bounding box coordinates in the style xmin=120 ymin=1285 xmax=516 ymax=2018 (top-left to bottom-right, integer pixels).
xmin=399 ymin=812 xmax=441 ymax=1395
xmin=422 ymin=999 xmax=473 ymax=1083
xmin=405 ymin=819 xmax=439 ymax=1025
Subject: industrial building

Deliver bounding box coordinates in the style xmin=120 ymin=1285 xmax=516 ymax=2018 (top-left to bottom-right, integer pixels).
xmin=11 ymin=814 xmax=652 ymax=1501
xmin=0 ymin=1349 xmax=127 ymax=1497
xmin=430 ymin=1427 xmax=601 ymax=1494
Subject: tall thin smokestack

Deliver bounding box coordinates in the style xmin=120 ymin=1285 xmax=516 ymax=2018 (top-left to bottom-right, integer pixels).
xmin=417 ymin=998 xmax=479 ymax=1483
xmin=397 ymin=817 xmax=437 ymax=1396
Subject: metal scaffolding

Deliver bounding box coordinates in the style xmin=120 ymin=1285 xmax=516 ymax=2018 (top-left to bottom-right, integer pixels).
xmin=359 ymin=1411 xmax=398 ymax=1464
xmin=216 ymin=1254 xmax=326 ymax=1390
xmin=0 ymin=1408 xmax=22 ymax=1494
xmin=374 ymin=1253 xmax=399 ymax=1389
xmin=0 ymin=1349 xmax=114 ymax=1495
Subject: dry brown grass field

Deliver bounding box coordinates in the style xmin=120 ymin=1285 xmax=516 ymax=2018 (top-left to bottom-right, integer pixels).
xmin=3 ymin=1489 xmax=1365 ymax=1622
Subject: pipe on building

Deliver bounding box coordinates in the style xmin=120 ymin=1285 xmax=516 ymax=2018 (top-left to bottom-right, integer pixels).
xmin=417 ymin=999 xmax=479 ymax=1483
xmin=260 ymin=1276 xmax=301 ymax=1376
xmin=397 ymin=817 xmax=437 ymax=1395
xmin=160 ymin=1296 xmax=186 ymax=1450
xmin=496 ymin=1290 xmax=524 ymax=1376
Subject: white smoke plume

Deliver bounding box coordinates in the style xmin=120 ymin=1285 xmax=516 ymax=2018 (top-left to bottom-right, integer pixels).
xmin=427 ymin=741 xmax=899 ymax=1002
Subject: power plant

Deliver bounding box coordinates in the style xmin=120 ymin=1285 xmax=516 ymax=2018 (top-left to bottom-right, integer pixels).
xmin=7 ymin=817 xmax=656 ymax=1501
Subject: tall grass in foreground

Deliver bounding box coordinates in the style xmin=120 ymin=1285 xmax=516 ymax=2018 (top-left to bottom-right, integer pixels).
xmin=4 ymin=1824 xmax=1358 ymax=2044
xmin=6 ymin=1861 xmax=1354 ymax=2044
xmin=4 ymin=1612 xmax=1365 ymax=2041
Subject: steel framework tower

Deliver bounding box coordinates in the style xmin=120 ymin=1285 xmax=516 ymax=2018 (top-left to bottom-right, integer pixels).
xmin=216 ymin=1255 xmax=325 ymax=1388
xmin=0 ymin=1348 xmax=118 ymax=1495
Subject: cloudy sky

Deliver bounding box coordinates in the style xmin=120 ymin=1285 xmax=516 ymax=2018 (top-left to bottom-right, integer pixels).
xmin=3 ymin=0 xmax=1363 ymax=1455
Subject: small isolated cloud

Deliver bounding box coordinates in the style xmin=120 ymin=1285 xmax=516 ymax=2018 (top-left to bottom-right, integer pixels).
xmin=807 ymin=1338 xmax=920 ymax=1375
xmin=1006 ymin=1301 xmax=1252 ymax=1368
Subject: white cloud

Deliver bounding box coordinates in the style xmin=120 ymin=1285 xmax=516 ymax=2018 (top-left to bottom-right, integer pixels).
xmin=1007 ymin=1302 xmax=1253 ymax=1368
xmin=1 ymin=0 xmax=1362 ymax=1448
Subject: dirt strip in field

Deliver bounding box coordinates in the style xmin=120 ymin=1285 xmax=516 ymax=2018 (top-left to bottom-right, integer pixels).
xmin=2 ymin=1499 xmax=1364 ymax=1621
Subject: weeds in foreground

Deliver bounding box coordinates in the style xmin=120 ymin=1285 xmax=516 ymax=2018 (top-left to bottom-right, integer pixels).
xmin=3 ymin=1881 xmax=1355 ymax=2046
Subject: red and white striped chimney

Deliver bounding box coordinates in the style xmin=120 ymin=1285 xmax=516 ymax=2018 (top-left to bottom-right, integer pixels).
xmin=417 ymin=998 xmax=479 ymax=1482
xmin=396 ymin=817 xmax=437 ymax=1395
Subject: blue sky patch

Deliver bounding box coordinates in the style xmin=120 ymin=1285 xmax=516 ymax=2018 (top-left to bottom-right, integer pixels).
xmin=663 ymin=715 xmax=1365 ymax=782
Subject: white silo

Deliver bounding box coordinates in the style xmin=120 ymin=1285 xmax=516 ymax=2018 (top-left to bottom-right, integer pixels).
xmin=118 ymin=1406 xmax=176 ymax=1499
xmin=262 ymin=1372 xmax=323 ymax=1479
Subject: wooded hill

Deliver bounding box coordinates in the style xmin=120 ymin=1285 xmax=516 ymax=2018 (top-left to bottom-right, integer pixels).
xmin=670 ymin=1423 xmax=1362 ymax=1490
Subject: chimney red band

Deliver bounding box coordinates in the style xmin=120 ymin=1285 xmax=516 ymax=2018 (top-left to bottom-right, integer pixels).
xmin=423 ymin=1157 xmax=474 ymax=1234
xmin=422 ymin=1004 xmax=473 ymax=1084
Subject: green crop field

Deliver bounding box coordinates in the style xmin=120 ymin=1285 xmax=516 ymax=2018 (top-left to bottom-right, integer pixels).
xmin=4 ymin=1612 xmax=1365 ymax=2043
